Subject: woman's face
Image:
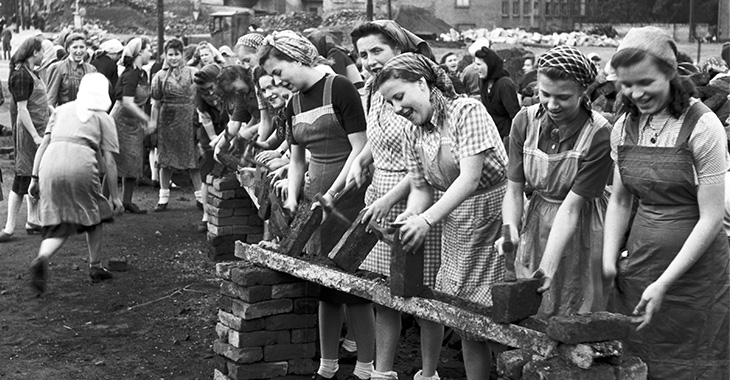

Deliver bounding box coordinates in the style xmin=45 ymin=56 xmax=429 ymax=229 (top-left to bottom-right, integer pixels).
xmin=139 ymin=44 xmax=151 ymax=65
xmin=523 ymin=58 xmax=534 ymax=73
xmin=262 ymin=56 xmax=302 ymax=91
xmin=68 ymin=39 xmax=86 ymax=63
xmin=444 ymin=54 xmax=459 ymax=72
xmin=237 ymin=46 xmax=258 ymax=69
xmin=199 ymin=47 xmax=214 ymax=65
xmin=616 ymin=56 xmax=672 ymax=116
xmin=356 ymin=34 xmax=400 ymax=75
xmin=474 ymin=57 xmax=489 ymax=79
xmin=165 ymin=48 xmax=182 ymax=68
xmin=378 ymin=77 xmax=433 ymax=126
xmin=538 ymin=74 xmax=583 ymax=124
xmin=198 ymin=82 xmax=219 ymax=103
xmin=258 ymin=75 xmax=291 ymax=109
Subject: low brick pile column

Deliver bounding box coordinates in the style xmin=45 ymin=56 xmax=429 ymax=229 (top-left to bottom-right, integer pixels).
xmin=213 ymin=261 xmax=319 ymax=380
xmin=205 ymin=174 xmax=264 ymax=261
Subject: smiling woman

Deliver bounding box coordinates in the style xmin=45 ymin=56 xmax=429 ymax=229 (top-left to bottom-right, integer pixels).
xmin=46 ymin=33 xmax=96 ymax=108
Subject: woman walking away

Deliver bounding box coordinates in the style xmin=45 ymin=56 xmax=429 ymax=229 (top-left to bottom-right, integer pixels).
xmin=110 ymin=37 xmax=152 ymax=214
xmin=28 ymin=73 xmax=124 ymax=293
xmin=1 ymin=35 xmax=49 ymax=242
xmin=603 ymin=26 xmax=729 ymax=379
xmin=375 ymin=53 xmax=508 ymax=380
xmin=149 ymin=38 xmax=202 ymax=212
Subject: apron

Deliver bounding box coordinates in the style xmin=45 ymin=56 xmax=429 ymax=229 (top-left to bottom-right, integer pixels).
xmin=516 ymin=106 xmax=609 ymax=318
xmin=55 ymin=60 xmax=92 ymax=105
xmin=614 ymin=102 xmax=730 ymax=379
xmin=14 ymin=67 xmax=49 ymax=176
xmin=110 ymin=69 xmax=150 ymax=178
xmin=291 ymin=74 xmax=366 ymax=256
xmin=156 ymin=67 xmax=197 ymax=169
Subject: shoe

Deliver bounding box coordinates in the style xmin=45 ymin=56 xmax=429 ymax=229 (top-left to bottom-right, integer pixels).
xmin=196 ymin=200 xmax=203 ymax=210
xmin=342 ymin=375 xmax=366 ymax=380
xmin=0 ymin=231 xmax=13 ymax=242
xmin=313 ymin=374 xmax=338 ymax=380
xmin=338 ymin=345 xmax=357 ymax=364
xmin=30 ymin=257 xmax=48 ymax=293
xmin=123 ymin=202 xmax=147 ymax=214
xmin=26 ymin=225 xmax=42 ymax=235
xmin=197 ymin=221 xmax=208 ymax=233
xmin=154 ymin=203 xmax=168 ymax=212
xmin=89 ymin=266 xmax=113 ymax=283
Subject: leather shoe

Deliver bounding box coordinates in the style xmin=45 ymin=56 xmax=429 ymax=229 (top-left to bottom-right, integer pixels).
xmin=196 ymin=200 xmax=204 ymax=210
xmin=338 ymin=345 xmax=357 ymax=364
xmin=26 ymin=225 xmax=42 ymax=235
xmin=196 ymin=221 xmax=207 ymax=233
xmin=123 ymin=202 xmax=147 ymax=214
xmin=0 ymin=231 xmax=14 ymax=242
xmin=30 ymin=257 xmax=48 ymax=293
xmin=154 ymin=203 xmax=168 ymax=212
xmin=89 ymin=266 xmax=113 ymax=283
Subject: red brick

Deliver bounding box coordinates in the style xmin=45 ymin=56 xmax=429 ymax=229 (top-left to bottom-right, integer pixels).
xmin=214 ymin=177 xmax=242 ymax=191
xmin=264 ymin=343 xmax=316 ymax=361
xmin=213 ymin=340 xmax=263 ymax=364
xmin=265 ymin=314 xmax=318 ymax=330
xmin=232 ymin=298 xmax=293 ymax=320
xmin=218 ymin=310 xmax=265 ymax=332
xmin=209 ymin=187 xmax=240 ymax=200
xmin=228 ymin=361 xmax=288 ymax=380
xmin=229 ymin=330 xmax=290 ymax=348
xmin=557 ymin=341 xmax=623 ymax=370
xmin=291 ymin=328 xmax=318 ymax=344
xmin=209 ymin=244 xmax=235 ymax=257
xmin=491 ymin=278 xmax=543 ymax=323
xmin=209 ymin=224 xmax=263 ymax=237
xmin=292 ymin=298 xmax=319 ymax=314
xmin=287 ymin=359 xmax=317 ymax=375
xmin=216 ymin=262 xmax=239 ymax=281
xmin=219 ymin=296 xmax=234 ymax=313
xmin=235 ymin=188 xmax=249 ymax=198
xmin=221 ymin=282 xmax=272 ymax=303
xmin=271 ymin=282 xmax=320 ymax=299
xmin=206 ymin=204 xmax=235 ymax=218
xmin=213 ymin=360 xmax=228 ymax=377
xmin=231 ymin=265 xmax=298 ymax=286
xmin=209 ymin=234 xmax=247 ymax=247
xmin=497 ymin=349 xmax=532 ymax=380
xmin=546 ymin=312 xmax=632 ymax=344
xmin=206 ymin=174 xmax=215 ymax=185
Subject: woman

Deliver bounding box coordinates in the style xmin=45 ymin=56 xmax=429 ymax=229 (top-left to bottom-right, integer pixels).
xmin=440 ymin=52 xmax=460 ymax=76
xmin=110 ymin=37 xmax=152 ymax=214
xmin=375 ymin=53 xmax=507 ymax=380
xmin=46 ymin=33 xmax=96 ymax=108
xmin=258 ymin=30 xmax=375 ymax=380
xmin=499 ymin=45 xmax=612 ymax=317
xmin=307 ymin=30 xmax=364 ymax=89
xmin=252 ymin=66 xmax=292 ymax=171
xmin=149 ymin=38 xmax=201 ymax=212
xmin=212 ymin=65 xmax=261 ymax=160
xmin=187 ymin=41 xmax=224 ymax=68
xmin=234 ymin=33 xmax=265 ymax=71
xmin=91 ymin=38 xmax=124 ymax=108
xmin=603 ymin=27 xmax=729 ymax=379
xmin=0 ymin=35 xmax=49 ymax=242
xmin=348 ymin=20 xmax=443 ymax=380
xmin=28 ymin=73 xmax=123 ymax=293
xmin=474 ymin=47 xmax=520 ymax=141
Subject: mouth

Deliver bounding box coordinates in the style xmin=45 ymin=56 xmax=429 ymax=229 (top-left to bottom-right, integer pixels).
xmin=398 ymin=109 xmax=414 ymax=121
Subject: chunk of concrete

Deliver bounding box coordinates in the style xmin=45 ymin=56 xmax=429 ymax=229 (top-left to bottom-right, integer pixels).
xmin=546 ymin=312 xmax=632 ymax=344
xmin=523 ymin=357 xmax=616 ymax=380
xmin=497 ymin=349 xmax=533 ymax=380
xmin=491 ymin=278 xmax=542 ymax=323
xmin=107 ymin=256 xmax=128 ymax=272
xmin=557 ymin=340 xmax=623 ymax=369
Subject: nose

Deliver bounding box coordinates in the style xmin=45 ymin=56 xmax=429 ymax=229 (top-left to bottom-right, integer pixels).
xmin=391 ymin=101 xmax=403 ymax=114
xmin=547 ymin=97 xmax=559 ymax=111
xmin=367 ymin=55 xmax=378 ymax=71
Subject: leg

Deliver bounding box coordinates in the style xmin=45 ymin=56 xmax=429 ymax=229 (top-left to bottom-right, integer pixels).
xmin=373 ymin=305 xmax=401 ymax=372
xmin=86 ymin=225 xmax=113 ymax=282
xmin=317 ymin=301 xmax=345 ymax=378
xmin=31 ymin=235 xmax=68 ymax=293
xmin=461 ymin=339 xmax=492 ymax=380
xmin=198 ymin=182 xmax=209 ymax=232
xmin=417 ymin=318 xmax=444 ymax=377
xmin=347 ymin=303 xmax=375 ymax=379
xmin=189 ymin=168 xmax=203 ymax=209
xmin=156 ymin=168 xmax=171 ymax=211
xmin=2 ymin=190 xmax=23 ymax=236
xmin=149 ymin=148 xmax=159 ymax=183
xmin=122 ymin=177 xmax=146 ymax=214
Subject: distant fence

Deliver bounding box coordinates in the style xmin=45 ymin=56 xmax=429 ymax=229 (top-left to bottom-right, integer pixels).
xmin=576 ymin=23 xmax=712 ymax=43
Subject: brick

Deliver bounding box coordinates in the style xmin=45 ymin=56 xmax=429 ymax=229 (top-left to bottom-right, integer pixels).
xmin=557 ymin=341 xmax=623 ymax=370
xmin=246 ymin=234 xmax=264 ymax=244
xmin=209 ymin=233 xmax=248 ymax=247
xmin=227 ymin=361 xmax=288 ymax=380
xmin=209 ymin=215 xmax=251 ymax=227
xmin=616 ymin=355 xmax=648 ymax=380
xmin=214 ymin=176 xmax=243 ymax=191
xmin=209 ymin=187 xmax=240 ymax=200
xmin=390 ymin=229 xmax=425 ymax=297
xmin=271 ymin=282 xmax=319 ymax=299
xmin=229 ymin=330 xmax=290 ymax=348
xmin=213 ymin=340 xmax=263 ymax=364
xmin=291 ymin=328 xmax=318 ymax=344
xmin=209 ymin=223 xmax=263 ymax=237
xmin=216 ymin=322 xmax=231 ymax=341
xmin=491 ymin=278 xmax=543 ymax=323
xmin=216 ymin=262 xmax=240 ymax=281
xmin=221 ymin=282 xmax=272 ymax=303
xmin=210 ymin=244 xmax=235 ymax=257
xmin=287 ymin=359 xmax=317 ymax=375
xmin=522 ymin=357 xmax=616 ymax=380
xmin=218 ymin=310 xmax=265 ymax=332
xmin=278 ymin=200 xmax=322 ymax=257
xmin=234 ymin=207 xmax=256 ymax=216
xmin=292 ymin=298 xmax=319 ymax=314
xmin=213 ymin=357 xmax=228 ymax=375
xmin=232 ymin=298 xmax=293 ymax=320
xmin=231 ymin=265 xmax=298 ymax=286
xmin=546 ymin=312 xmax=632 ymax=344
xmin=327 ymin=211 xmax=379 ymax=272
xmin=266 ymin=314 xmax=318 ymax=330
xmin=219 ymin=296 xmax=234 ymax=313
xmin=497 ymin=349 xmax=532 ymax=380
xmin=263 ymin=343 xmax=316 ymax=361
xmin=248 ymin=215 xmax=264 ymax=226
xmin=107 ymin=256 xmax=128 ymax=272
xmin=236 ymin=188 xmax=249 ymax=198
xmin=208 ymin=196 xmax=250 ymax=209
xmin=213 ymin=368 xmax=228 ymax=380
xmin=206 ymin=204 xmax=235 ymax=218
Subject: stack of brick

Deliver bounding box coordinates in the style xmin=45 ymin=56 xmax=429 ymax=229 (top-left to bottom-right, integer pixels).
xmin=213 ymin=261 xmax=320 ymax=380
xmin=206 ymin=174 xmax=265 ymax=261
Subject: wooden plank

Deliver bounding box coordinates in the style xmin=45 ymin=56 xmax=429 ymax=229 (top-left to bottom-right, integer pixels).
xmin=236 ymin=242 xmax=557 ymax=357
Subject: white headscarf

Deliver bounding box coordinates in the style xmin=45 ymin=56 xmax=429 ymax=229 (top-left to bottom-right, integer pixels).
xmin=76 ymin=73 xmax=111 ymax=122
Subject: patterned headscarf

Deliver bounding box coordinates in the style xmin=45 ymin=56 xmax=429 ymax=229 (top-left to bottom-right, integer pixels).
xmin=351 ymin=20 xmax=434 ymax=62
xmin=537 ymin=45 xmax=597 ymax=88
xmin=377 ymin=52 xmax=456 ymax=100
xmin=262 ymin=30 xmax=319 ymax=67
xmin=236 ymin=33 xmax=265 ymax=51
xmin=122 ymin=37 xmax=143 ymax=62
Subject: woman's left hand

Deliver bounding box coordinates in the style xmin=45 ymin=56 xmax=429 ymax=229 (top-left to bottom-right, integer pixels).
xmin=256 ymin=150 xmax=282 ymax=164
xmin=633 ymin=281 xmax=669 ymax=331
xmin=28 ymin=179 xmax=39 ymax=199
xmin=398 ymin=214 xmax=430 ymax=253
xmin=111 ymin=197 xmax=124 ymax=215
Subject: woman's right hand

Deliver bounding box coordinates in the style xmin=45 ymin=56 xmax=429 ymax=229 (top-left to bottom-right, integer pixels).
xmin=283 ymin=197 xmax=298 ymax=214
xmin=111 ymin=197 xmax=124 ymax=215
xmin=33 ymin=135 xmax=43 ymax=146
xmin=270 ymin=165 xmax=288 ymax=186
xmin=28 ymin=179 xmax=39 ymax=199
xmin=346 ymin=160 xmax=369 ymax=189
xmin=495 ymin=225 xmax=520 ymax=256
xmin=361 ymin=197 xmax=393 ymax=227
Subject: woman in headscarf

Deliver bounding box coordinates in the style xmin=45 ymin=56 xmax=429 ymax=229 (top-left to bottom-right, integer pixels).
xmin=149 ymin=38 xmax=201 ymax=212
xmin=498 ymin=45 xmax=612 ymax=317
xmin=307 ymin=30 xmax=364 ymax=89
xmin=27 ymin=72 xmax=123 ymax=293
xmin=234 ymin=33 xmax=264 ymax=70
xmin=375 ymin=52 xmax=507 ymax=380
xmin=46 ymin=33 xmax=96 ymax=108
xmin=110 ymin=37 xmax=152 ymax=214
xmin=347 ymin=20 xmax=443 ymax=380
xmin=37 ymin=39 xmax=58 ymax=83
xmin=474 ymin=47 xmax=520 ymax=142
xmin=91 ymin=38 xmax=124 ymax=108
xmin=603 ymin=27 xmax=729 ymax=378
xmin=258 ymin=30 xmax=375 ymax=380
xmin=187 ymin=41 xmax=224 ymax=68
xmin=0 ymin=35 xmax=49 ymax=242
xmin=251 ymin=66 xmax=292 ymax=171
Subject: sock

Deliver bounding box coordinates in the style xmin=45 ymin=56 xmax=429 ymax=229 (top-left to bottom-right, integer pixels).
xmin=413 ymin=370 xmax=440 ymax=380
xmin=194 ymin=190 xmax=203 ymax=203
xmin=342 ymin=338 xmax=357 ymax=352
xmin=353 ymin=361 xmax=374 ymax=379
xmin=3 ymin=191 xmax=21 ymax=234
xmin=202 ymin=213 xmax=208 ymax=222
xmin=371 ymin=370 xmax=398 ymax=380
xmin=317 ymin=358 xmax=339 ymax=378
xmin=158 ymin=189 xmax=170 ymax=204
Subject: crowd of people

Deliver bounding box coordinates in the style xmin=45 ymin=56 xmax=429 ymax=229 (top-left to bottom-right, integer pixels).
xmin=0 ymin=22 xmax=729 ymax=380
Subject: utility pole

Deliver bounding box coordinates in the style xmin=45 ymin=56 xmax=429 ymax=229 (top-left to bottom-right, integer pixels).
xmin=366 ymin=0 xmax=373 ymax=21
xmin=689 ymin=0 xmax=695 ymax=42
xmin=387 ymin=0 xmax=391 ymax=20
xmin=157 ymin=0 xmax=164 ymax=58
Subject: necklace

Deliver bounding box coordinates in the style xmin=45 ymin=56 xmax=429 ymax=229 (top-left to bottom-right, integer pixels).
xmin=646 ymin=115 xmax=671 ymax=144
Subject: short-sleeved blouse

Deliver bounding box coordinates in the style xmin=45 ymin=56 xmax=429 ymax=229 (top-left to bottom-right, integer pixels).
xmin=365 ymin=79 xmax=411 ymax=172
xmin=9 ymin=65 xmax=36 ymax=102
xmin=115 ymin=67 xmax=147 ymax=102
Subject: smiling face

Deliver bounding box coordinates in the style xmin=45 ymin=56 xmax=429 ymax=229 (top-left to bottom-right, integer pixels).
xmin=356 ymin=34 xmax=400 ymax=75
xmin=67 ymin=39 xmax=86 ymax=63
xmin=538 ymin=74 xmax=583 ymax=124
xmin=262 ymin=56 xmax=303 ymax=91
xmin=444 ymin=54 xmax=459 ymax=72
xmin=378 ymin=77 xmax=433 ymax=126
xmin=258 ymin=74 xmax=291 ymax=109
xmin=474 ymin=57 xmax=489 ymax=79
xmin=616 ymin=56 xmax=672 ymax=116
xmin=165 ymin=48 xmax=182 ymax=68
xmin=236 ymin=46 xmax=258 ymax=69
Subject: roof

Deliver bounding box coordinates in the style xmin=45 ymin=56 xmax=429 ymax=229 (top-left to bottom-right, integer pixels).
xmin=394 ymin=5 xmax=453 ymax=39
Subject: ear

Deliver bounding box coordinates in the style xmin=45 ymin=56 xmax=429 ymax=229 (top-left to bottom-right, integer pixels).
xmin=418 ymin=77 xmax=428 ymax=91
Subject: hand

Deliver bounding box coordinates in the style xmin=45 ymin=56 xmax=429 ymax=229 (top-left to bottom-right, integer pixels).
xmin=266 ymin=158 xmax=289 ymax=171
xmin=209 ymin=133 xmax=222 ymax=149
xmin=33 ymin=135 xmax=43 ymax=145
xmin=346 ymin=161 xmax=368 ymax=189
xmin=256 ymin=150 xmax=282 ymax=165
xmin=273 ymin=178 xmax=288 ymax=201
xmin=495 ymin=225 xmax=519 ymax=256
xmin=283 ymin=197 xmax=298 ymax=214
xmin=533 ymin=268 xmax=552 ymax=293
xmin=270 ymin=166 xmax=288 ymax=186
xmin=361 ymin=197 xmax=393 ymax=228
xmin=111 ymin=197 xmax=124 ymax=215
xmin=633 ymin=281 xmax=669 ymax=331
xmin=146 ymin=120 xmax=157 ymax=135
xmin=213 ymin=137 xmax=227 ymax=163
xmin=398 ymin=214 xmax=430 ymax=253
xmin=28 ymin=179 xmax=39 ymax=199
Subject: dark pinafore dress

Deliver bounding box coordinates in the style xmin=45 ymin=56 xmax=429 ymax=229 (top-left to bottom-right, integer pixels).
xmin=614 ymin=102 xmax=730 ymax=379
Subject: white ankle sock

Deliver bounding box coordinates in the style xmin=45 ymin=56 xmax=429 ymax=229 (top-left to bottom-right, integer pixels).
xmin=371 ymin=370 xmax=398 ymax=380
xmin=353 ymin=361 xmax=374 ymax=379
xmin=3 ymin=191 xmax=21 ymax=234
xmin=194 ymin=190 xmax=202 ymax=203
xmin=413 ymin=370 xmax=440 ymax=380
xmin=342 ymin=338 xmax=357 ymax=352
xmin=158 ymin=189 xmax=170 ymax=204
xmin=317 ymin=358 xmax=339 ymax=378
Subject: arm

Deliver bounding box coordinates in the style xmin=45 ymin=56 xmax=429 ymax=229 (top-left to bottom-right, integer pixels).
xmin=45 ymin=63 xmax=61 ymax=108
xmin=362 ymin=173 xmax=412 ymax=225
xmin=602 ymin=165 xmax=634 ymax=286
xmin=121 ymin=96 xmax=150 ymax=124
xmin=103 ymin=149 xmax=123 ymax=213
xmin=498 ymin=179 xmax=524 ymax=253
xmin=284 ymin=143 xmax=307 ymax=213
xmin=28 ymin=112 xmax=55 ymax=197
xmin=197 ymin=110 xmax=218 ymax=144
xmin=148 ymin=98 xmax=160 ymax=134
xmin=256 ymin=106 xmax=275 ymax=142
xmin=345 ymin=141 xmax=373 ymax=189
xmin=323 ymin=131 xmax=367 ymax=197
xmin=17 ymin=100 xmax=43 ymax=145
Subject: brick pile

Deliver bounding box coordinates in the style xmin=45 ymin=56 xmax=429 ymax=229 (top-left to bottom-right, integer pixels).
xmin=213 ymin=261 xmax=320 ymax=380
xmin=205 ymin=174 xmax=264 ymax=261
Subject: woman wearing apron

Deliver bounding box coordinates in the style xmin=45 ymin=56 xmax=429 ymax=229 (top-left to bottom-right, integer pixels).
xmin=375 ymin=53 xmax=508 ymax=380
xmin=149 ymin=38 xmax=201 ymax=212
xmin=603 ymin=27 xmax=730 ymax=379
xmin=0 ymin=35 xmax=49 ymax=242
xmin=348 ymin=20 xmax=443 ymax=380
xmin=259 ymin=31 xmax=375 ymax=380
xmin=110 ymin=37 xmax=152 ymax=214
xmin=499 ymin=46 xmax=613 ymax=318
xmin=45 ymin=33 xmax=96 ymax=108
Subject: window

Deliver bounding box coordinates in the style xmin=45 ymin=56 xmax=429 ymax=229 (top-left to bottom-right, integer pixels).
xmin=502 ymin=0 xmax=509 ymax=15
xmin=456 ymin=0 xmax=470 ymax=8
xmin=561 ymin=1 xmax=567 ymax=15
xmin=513 ymin=1 xmax=520 ymax=15
xmin=523 ymin=0 xmax=531 ymax=15
xmin=580 ymin=0 xmax=586 ymax=15
xmin=545 ymin=0 xmax=550 ymax=16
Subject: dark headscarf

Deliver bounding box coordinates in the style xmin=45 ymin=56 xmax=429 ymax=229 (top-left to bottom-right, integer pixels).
xmin=11 ymin=35 xmax=43 ymax=66
xmin=377 ymin=52 xmax=456 ymax=100
xmin=475 ymin=47 xmax=509 ymax=81
xmin=351 ymin=20 xmax=434 ymax=62
xmin=536 ymin=45 xmax=597 ymax=88
xmin=195 ymin=63 xmax=221 ymax=85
